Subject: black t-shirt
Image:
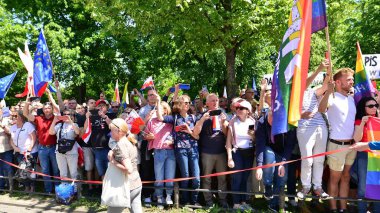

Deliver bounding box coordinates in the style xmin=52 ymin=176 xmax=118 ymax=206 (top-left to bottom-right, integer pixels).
xmin=198 ymin=112 xmax=226 ymax=154
xmin=74 ymin=113 xmax=89 ymax=147
xmin=89 ymin=112 xmax=116 ymax=148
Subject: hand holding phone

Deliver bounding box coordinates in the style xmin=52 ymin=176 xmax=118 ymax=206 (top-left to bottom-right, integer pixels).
xmin=175 ymin=124 xmax=187 ymax=132
xmin=57 ymin=116 xmax=68 ymax=121
xmin=209 ymin=110 xmax=222 ymax=116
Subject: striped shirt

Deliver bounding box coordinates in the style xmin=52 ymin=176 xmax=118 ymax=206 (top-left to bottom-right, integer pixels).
xmin=298 ymin=89 xmax=326 ymax=128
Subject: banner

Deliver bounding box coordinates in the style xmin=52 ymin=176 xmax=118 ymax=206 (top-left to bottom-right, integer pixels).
xmin=363 ymin=54 xmax=380 ymax=80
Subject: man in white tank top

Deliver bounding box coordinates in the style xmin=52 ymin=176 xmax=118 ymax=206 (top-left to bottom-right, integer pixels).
xmin=319 ymin=68 xmax=356 ymax=213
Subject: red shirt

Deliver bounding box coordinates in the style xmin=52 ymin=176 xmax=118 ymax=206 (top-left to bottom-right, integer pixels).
xmin=34 ymin=116 xmax=57 ymax=146
xmin=355 ymin=119 xmax=369 ymax=142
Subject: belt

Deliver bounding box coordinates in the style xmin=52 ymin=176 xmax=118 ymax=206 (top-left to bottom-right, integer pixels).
xmin=330 ymin=139 xmax=354 ymax=146
xmin=40 ymin=144 xmax=55 ymax=148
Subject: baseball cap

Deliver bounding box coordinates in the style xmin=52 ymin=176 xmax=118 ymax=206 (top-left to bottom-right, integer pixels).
xmin=96 ymin=99 xmax=109 ymax=107
xmin=236 ymin=100 xmax=252 ymax=112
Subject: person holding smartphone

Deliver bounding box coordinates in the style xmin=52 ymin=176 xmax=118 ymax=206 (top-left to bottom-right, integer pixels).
xmin=49 ymin=109 xmax=80 ymax=179
xmin=193 ymin=93 xmax=229 ymax=208
xmin=225 ymin=100 xmax=255 ymax=211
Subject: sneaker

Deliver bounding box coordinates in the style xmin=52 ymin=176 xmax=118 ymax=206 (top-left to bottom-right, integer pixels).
xmin=192 ymin=202 xmax=202 ymax=208
xmin=241 ymin=203 xmax=254 ymax=211
xmin=314 ymin=187 xmax=330 ymax=200
xmin=219 ymin=200 xmax=229 ymax=209
xmin=233 ymin=204 xmax=245 ymax=211
xmin=264 ymin=185 xmax=273 ymax=200
xmin=205 ymin=201 xmax=214 ymax=208
xmin=288 ymin=199 xmax=298 ymax=207
xmin=157 ymin=197 xmax=164 ymax=210
xmin=296 ymin=187 xmax=310 ymax=200
xmin=166 ymin=195 xmax=173 ymax=205
xmin=268 ymin=204 xmax=279 ymax=213
xmin=144 ymin=197 xmax=152 ymax=207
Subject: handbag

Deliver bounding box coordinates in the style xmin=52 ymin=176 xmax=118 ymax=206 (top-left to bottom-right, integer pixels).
xmin=101 ymin=162 xmax=130 ymax=207
xmin=57 ymin=123 xmax=76 ymax=154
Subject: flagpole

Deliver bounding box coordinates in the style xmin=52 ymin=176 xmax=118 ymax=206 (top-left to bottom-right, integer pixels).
xmin=325 ymin=24 xmax=335 ymax=98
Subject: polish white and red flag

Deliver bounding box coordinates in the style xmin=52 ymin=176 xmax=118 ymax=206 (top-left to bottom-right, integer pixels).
xmin=16 ymin=41 xmax=35 ymax=97
xmin=125 ymin=109 xmax=145 ymax=134
xmin=141 ymin=76 xmax=154 ymax=90
xmin=82 ymin=117 xmax=92 ymax=143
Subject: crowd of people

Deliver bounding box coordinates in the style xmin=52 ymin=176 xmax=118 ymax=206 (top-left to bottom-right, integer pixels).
xmin=0 ymin=59 xmax=380 ymax=213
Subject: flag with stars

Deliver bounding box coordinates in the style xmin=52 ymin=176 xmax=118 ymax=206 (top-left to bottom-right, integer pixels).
xmin=33 ymin=30 xmax=53 ymax=97
xmin=0 ymin=72 xmax=17 ymax=99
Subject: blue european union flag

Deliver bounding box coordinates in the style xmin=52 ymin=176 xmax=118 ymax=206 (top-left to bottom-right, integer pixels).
xmin=34 ymin=30 xmax=53 ymax=97
xmin=0 ymin=72 xmax=17 ymax=99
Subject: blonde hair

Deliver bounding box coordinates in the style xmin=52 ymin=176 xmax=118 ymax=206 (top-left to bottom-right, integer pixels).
xmin=161 ymin=101 xmax=172 ymax=115
xmin=110 ymin=118 xmax=137 ymax=144
xmin=172 ymin=95 xmax=191 ymax=114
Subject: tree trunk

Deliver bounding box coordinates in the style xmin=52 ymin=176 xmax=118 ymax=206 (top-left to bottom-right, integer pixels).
xmin=77 ymin=83 xmax=86 ymax=104
xmin=225 ymin=46 xmax=238 ymax=98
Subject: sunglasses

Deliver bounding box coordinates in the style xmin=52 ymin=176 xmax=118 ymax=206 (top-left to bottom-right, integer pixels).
xmin=63 ymin=113 xmax=74 ymax=116
xmin=182 ymin=102 xmax=191 ymax=105
xmin=366 ymin=104 xmax=379 ymax=109
xmin=236 ymin=107 xmax=248 ymax=111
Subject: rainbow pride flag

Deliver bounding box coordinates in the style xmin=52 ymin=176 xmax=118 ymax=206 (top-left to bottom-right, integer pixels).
xmin=311 ymin=0 xmax=327 ymax=33
xmin=271 ymin=0 xmax=312 ymax=135
xmin=364 ymin=117 xmax=380 ymax=200
xmin=354 ymin=42 xmax=375 ymax=103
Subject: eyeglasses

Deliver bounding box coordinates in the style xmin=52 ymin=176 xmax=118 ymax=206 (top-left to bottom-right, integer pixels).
xmin=182 ymin=102 xmax=191 ymax=105
xmin=366 ymin=104 xmax=379 ymax=109
xmin=236 ymin=107 xmax=248 ymax=111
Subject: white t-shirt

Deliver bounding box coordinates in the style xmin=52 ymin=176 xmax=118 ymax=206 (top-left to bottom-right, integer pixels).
xmin=234 ymin=118 xmax=255 ymax=149
xmin=10 ymin=122 xmax=37 ymax=153
xmin=327 ymin=92 xmax=356 ymax=140
xmin=54 ymin=122 xmax=79 ymax=155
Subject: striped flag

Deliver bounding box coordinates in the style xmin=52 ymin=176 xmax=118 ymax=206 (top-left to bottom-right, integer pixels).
xmin=212 ymin=116 xmax=221 ymax=132
xmin=311 ymin=0 xmax=327 ymax=33
xmin=271 ymin=0 xmax=312 ymax=135
xmin=141 ymin=76 xmax=154 ymax=90
xmin=363 ymin=117 xmax=380 ymax=200
xmin=82 ymin=117 xmax=92 ymax=143
xmin=16 ymin=41 xmax=36 ymax=97
xmin=354 ymin=42 xmax=375 ymax=103
xmin=112 ymin=79 xmax=120 ymax=104
xmin=122 ymin=82 xmax=129 ymax=109
xmin=125 ymin=109 xmax=145 ymax=134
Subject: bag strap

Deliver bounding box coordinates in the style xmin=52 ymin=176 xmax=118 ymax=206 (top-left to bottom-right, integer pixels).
xmin=16 ymin=122 xmax=26 ymax=148
xmin=58 ymin=123 xmax=64 ymax=140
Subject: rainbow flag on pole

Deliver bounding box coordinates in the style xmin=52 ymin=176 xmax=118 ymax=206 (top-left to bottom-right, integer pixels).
xmin=354 ymin=42 xmax=375 ymax=104
xmin=112 ymin=79 xmax=120 ymax=104
xmin=311 ymin=0 xmax=327 ymax=33
xmin=364 ymin=117 xmax=380 ymax=200
xmin=271 ymin=0 xmax=312 ymax=135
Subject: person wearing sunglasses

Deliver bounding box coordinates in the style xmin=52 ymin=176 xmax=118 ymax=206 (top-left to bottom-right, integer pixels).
xmin=319 ymin=68 xmax=356 ymax=213
xmin=351 ymin=97 xmax=380 ymax=213
xmin=110 ymin=101 xmax=121 ymax=115
xmin=157 ymin=94 xmax=200 ymax=206
xmin=226 ymin=100 xmax=255 ymax=211
xmin=49 ymin=109 xmax=80 ymax=179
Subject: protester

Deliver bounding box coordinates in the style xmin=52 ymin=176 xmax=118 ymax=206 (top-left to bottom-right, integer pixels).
xmin=157 ymin=94 xmax=200 ymax=206
xmin=193 ymin=93 xmax=229 ymax=208
xmin=226 ymin=100 xmax=255 ymax=211
xmin=296 ymin=59 xmax=330 ymax=200
xmin=84 ymin=99 xmax=115 ymax=180
xmin=145 ymin=100 xmax=175 ymax=209
xmin=110 ymin=101 xmax=120 ymax=114
xmin=0 ymin=108 xmax=13 ymax=191
xmin=352 ymin=97 xmax=380 ymax=213
xmin=105 ymin=118 xmax=142 ymax=213
xmin=24 ymin=100 xmax=59 ymax=193
xmin=138 ymin=87 xmax=157 ymax=206
xmin=9 ymin=110 xmax=38 ymax=192
xmin=319 ymin=68 xmax=357 ymax=213
xmin=49 ymin=109 xmax=80 ymax=179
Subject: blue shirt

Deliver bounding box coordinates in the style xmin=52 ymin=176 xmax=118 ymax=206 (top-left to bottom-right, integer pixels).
xmin=369 ymin=142 xmax=380 ymax=150
xmin=163 ymin=114 xmax=198 ymax=149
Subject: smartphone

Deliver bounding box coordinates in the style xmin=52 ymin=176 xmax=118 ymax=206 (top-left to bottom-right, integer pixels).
xmin=57 ymin=116 xmax=68 ymax=121
xmin=169 ymin=84 xmax=191 ymax=92
xmin=89 ymin=109 xmax=99 ymax=115
xmin=175 ymin=124 xmax=186 ymax=132
xmin=209 ymin=109 xmax=222 ymax=116
xmin=249 ymin=124 xmax=255 ymax=130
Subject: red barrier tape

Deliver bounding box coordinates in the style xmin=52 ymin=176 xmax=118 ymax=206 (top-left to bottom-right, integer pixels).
xmin=0 ymin=147 xmax=350 ymax=185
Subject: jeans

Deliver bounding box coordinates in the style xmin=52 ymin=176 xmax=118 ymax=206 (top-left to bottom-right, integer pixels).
xmin=0 ymin=150 xmax=13 ymax=189
xmin=175 ymin=147 xmax=200 ymax=204
xmin=92 ymin=147 xmax=110 ymax=177
xmin=231 ymin=149 xmax=254 ymax=205
xmin=356 ymin=151 xmax=380 ymax=213
xmin=153 ymin=149 xmax=176 ymax=197
xmin=38 ymin=146 xmax=60 ymax=192
xmin=263 ymin=146 xmax=288 ymax=207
